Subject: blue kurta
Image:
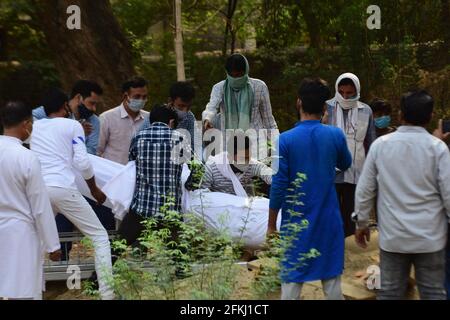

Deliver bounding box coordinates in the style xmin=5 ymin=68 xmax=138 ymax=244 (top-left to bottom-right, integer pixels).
xmin=270 ymin=120 xmax=352 ymax=283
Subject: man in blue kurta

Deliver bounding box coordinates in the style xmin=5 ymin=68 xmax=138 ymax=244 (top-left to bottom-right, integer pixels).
xmin=268 ymin=78 xmax=352 ymax=300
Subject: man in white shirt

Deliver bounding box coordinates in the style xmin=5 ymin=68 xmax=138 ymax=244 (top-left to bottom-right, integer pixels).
xmin=0 ymin=101 xmax=61 ymax=300
xmin=97 ymin=77 xmax=149 ymax=165
xmin=354 ymin=90 xmax=450 ymax=300
xmin=31 ymin=88 xmax=115 ymax=300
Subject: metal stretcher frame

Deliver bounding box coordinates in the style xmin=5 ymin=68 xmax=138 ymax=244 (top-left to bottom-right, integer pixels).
xmin=43 ymin=231 xmax=118 ymax=282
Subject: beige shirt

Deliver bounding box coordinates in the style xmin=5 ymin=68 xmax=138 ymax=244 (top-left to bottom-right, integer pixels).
xmin=355 ymin=126 xmax=450 ymax=253
xmin=97 ymin=103 xmax=149 ymax=165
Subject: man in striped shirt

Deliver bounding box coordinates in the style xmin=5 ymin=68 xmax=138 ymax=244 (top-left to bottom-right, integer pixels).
xmin=190 ymin=136 xmax=272 ymax=197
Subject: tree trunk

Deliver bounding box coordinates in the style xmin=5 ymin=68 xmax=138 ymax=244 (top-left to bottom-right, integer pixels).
xmin=174 ymin=0 xmax=186 ymax=81
xmin=33 ymin=0 xmax=135 ymax=112
xmin=297 ymin=1 xmax=322 ymax=49
xmin=230 ymin=29 xmax=237 ymax=54
xmin=222 ymin=0 xmax=238 ymax=56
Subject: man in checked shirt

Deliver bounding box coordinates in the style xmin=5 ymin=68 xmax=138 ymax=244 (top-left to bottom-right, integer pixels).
xmin=115 ymin=104 xmax=190 ymax=251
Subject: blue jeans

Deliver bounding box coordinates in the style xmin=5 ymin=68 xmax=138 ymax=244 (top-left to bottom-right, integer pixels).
xmin=56 ymin=197 xmax=116 ymax=260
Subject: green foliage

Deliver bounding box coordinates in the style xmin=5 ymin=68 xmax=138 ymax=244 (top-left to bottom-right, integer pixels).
xmin=79 ymin=236 xmax=94 ymax=250
xmin=108 ymin=195 xmax=243 ymax=300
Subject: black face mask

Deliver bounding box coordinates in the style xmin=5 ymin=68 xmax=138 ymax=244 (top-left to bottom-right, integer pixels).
xmin=78 ymin=103 xmax=94 ymax=120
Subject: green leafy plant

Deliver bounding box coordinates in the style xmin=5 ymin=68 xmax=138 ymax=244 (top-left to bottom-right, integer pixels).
xmin=107 ymin=193 xmax=245 ymax=300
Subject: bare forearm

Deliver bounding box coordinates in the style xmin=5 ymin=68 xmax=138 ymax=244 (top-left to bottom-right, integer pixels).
xmin=268 ymin=208 xmax=279 ymax=230
xmin=85 ymin=176 xmax=97 ymax=191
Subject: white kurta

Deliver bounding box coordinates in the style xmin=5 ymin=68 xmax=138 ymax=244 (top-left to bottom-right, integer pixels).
xmin=0 ymin=136 xmax=60 ymax=300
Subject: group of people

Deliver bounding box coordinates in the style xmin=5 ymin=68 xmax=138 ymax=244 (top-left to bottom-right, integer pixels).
xmin=0 ymin=53 xmax=449 ymax=300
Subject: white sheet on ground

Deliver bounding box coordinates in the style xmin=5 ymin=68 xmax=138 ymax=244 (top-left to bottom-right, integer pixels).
xmin=75 ymin=155 xmax=280 ymax=249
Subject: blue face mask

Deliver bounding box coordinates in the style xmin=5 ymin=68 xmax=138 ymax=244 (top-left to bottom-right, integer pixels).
xmin=374 ymin=115 xmax=391 ymax=129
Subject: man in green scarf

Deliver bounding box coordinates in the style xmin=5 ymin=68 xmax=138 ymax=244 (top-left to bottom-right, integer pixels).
xmin=222 ymin=55 xmax=253 ymax=131
xmin=202 ymin=53 xmax=278 ymax=159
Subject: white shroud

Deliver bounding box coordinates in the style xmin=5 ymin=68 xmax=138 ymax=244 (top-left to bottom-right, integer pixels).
xmin=76 ymin=155 xmax=280 ymax=249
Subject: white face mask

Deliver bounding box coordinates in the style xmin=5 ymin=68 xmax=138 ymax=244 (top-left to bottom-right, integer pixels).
xmin=336 ymin=92 xmax=360 ymax=110
xmin=175 ymin=109 xmax=188 ymax=121
xmin=128 ymin=98 xmax=147 ymax=112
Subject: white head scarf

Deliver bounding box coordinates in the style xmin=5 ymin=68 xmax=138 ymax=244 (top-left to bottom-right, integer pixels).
xmin=333 ymin=73 xmax=362 ymax=134
xmin=335 ymin=72 xmax=361 ymax=110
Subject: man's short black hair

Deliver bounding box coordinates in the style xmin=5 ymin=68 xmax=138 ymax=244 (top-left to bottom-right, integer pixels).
xmin=370 ymin=98 xmax=392 ymax=115
xmin=225 ymin=54 xmax=247 ymax=75
xmin=170 ymin=81 xmax=195 ymax=102
xmin=122 ymin=77 xmax=148 ymax=93
xmin=71 ymin=80 xmax=103 ymax=99
xmin=233 ymin=135 xmax=250 ymax=155
xmin=149 ymin=104 xmax=178 ymax=127
xmin=41 ymin=88 xmax=69 ymax=116
xmin=338 ymin=78 xmax=356 ymax=89
xmin=0 ymin=101 xmax=32 ymax=129
xmin=297 ymin=78 xmax=331 ymax=115
xmin=401 ymin=90 xmax=434 ymax=126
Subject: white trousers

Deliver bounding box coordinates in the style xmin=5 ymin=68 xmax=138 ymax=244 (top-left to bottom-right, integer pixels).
xmin=281 ymin=276 xmax=344 ymax=300
xmin=47 ymin=187 xmax=114 ymax=300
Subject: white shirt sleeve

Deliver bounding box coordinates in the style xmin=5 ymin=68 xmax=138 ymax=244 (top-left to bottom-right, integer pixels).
xmin=354 ymin=142 xmax=379 ymax=228
xmin=436 ymin=144 xmax=450 ymax=221
xmin=26 ymin=156 xmax=60 ymax=253
xmin=72 ymin=122 xmax=94 ymax=180
xmin=252 ymin=161 xmax=273 ymax=185
xmin=202 ymin=82 xmax=223 ymax=123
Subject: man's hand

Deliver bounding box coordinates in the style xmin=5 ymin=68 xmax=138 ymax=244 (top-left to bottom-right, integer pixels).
xmin=203 ymin=119 xmax=214 ymax=131
xmin=81 ymin=121 xmax=93 ymax=137
xmin=91 ymin=186 xmax=107 ymax=205
xmin=355 ymin=227 xmax=371 ymax=249
xmin=433 ymin=119 xmax=450 ymax=142
xmin=49 ymin=250 xmax=62 ymax=262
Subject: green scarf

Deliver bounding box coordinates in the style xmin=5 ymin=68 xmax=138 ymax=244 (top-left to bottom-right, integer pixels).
xmin=223 ymin=54 xmax=254 ymax=130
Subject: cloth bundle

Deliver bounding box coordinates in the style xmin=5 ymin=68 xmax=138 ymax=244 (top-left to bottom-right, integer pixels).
xmin=75 ymin=155 xmax=280 ymax=248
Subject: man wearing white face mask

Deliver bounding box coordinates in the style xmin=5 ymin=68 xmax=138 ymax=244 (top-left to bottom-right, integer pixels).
xmin=139 ymin=81 xmax=197 ymax=151
xmin=98 ymin=77 xmax=149 ymax=165
xmin=325 ymin=73 xmax=376 ymax=238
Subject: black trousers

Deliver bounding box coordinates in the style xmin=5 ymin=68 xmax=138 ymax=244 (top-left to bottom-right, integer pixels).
xmin=335 ymin=183 xmax=356 ymax=238
xmin=112 ymin=210 xmax=182 ymax=264
xmin=117 ymin=210 xmax=145 ymax=248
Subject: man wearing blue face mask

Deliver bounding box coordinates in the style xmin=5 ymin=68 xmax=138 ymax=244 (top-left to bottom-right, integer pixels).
xmin=98 ymin=77 xmax=149 ymax=165
xmin=370 ymin=98 xmax=396 ymax=138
